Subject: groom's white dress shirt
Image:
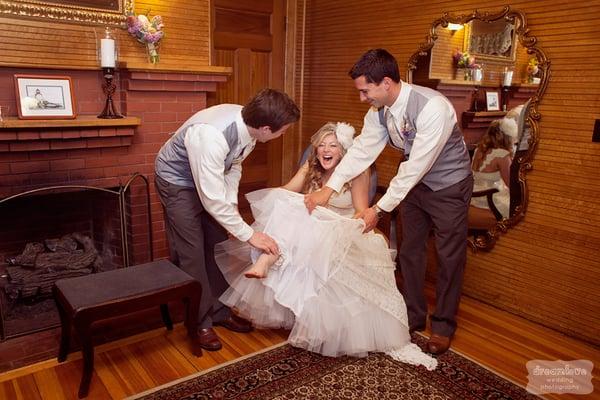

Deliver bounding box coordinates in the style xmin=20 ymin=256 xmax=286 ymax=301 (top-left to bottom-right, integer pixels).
xmin=326 ymin=82 xmax=458 ymax=212
xmin=184 ymin=107 xmax=256 ymax=242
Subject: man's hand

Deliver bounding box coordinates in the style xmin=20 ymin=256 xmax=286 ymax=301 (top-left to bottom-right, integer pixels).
xmin=304 ymin=187 xmax=334 ymax=213
xmin=356 ymin=206 xmax=379 ymax=233
xmin=248 ymin=231 xmax=279 ymax=255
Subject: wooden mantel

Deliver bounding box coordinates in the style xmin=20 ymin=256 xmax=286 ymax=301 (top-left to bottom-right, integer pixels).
xmin=0 ymin=61 xmax=232 ymax=76
xmin=120 ymin=62 xmax=232 ymax=76
xmin=0 ymin=115 xmax=141 ymax=129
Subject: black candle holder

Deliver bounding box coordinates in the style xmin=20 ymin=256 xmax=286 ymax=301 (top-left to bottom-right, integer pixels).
xmin=98 ymin=67 xmax=123 ymax=119
xmin=501 ymin=85 xmax=511 ymax=112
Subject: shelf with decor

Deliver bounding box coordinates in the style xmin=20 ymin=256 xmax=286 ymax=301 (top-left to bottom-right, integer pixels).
xmin=0 ymin=115 xmax=141 ymax=152
xmin=0 ymin=115 xmax=140 ymax=130
xmin=462 ymin=111 xmax=507 ymax=128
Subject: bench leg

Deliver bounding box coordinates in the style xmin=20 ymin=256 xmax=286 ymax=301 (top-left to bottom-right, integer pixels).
xmin=74 ymin=317 xmax=94 ymax=399
xmin=185 ymin=294 xmax=202 ymax=357
xmin=53 ymin=288 xmax=71 ymax=362
xmin=160 ymin=303 xmax=173 ymax=330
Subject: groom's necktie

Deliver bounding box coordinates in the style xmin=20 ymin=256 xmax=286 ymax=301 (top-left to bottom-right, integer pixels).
xmin=234 ymin=141 xmax=255 ymax=163
xmin=385 ymin=108 xmax=404 ymax=150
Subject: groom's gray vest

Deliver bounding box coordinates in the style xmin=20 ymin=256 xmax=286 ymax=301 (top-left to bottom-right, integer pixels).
xmin=378 ymin=86 xmax=471 ymax=191
xmin=155 ymin=111 xmax=240 ymax=188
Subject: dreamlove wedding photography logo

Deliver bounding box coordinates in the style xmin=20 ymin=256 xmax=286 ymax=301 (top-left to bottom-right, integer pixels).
xmin=526 ymin=359 xmax=593 ymax=395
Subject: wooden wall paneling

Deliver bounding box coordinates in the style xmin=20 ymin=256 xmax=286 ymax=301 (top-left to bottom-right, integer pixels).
xmin=297 ymin=0 xmax=600 ymax=345
xmin=267 ymin=0 xmax=288 ymax=187
xmin=280 ymin=0 xmax=304 ymax=181
xmin=212 ymin=0 xmax=289 ymax=220
xmin=211 ymin=50 xmax=236 ymax=105
xmin=0 ymin=1 xmax=211 ymax=70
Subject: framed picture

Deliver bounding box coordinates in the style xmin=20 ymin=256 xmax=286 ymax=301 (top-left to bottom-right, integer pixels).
xmin=485 ymin=91 xmax=500 ymax=111
xmin=14 ymin=74 xmax=76 ymax=119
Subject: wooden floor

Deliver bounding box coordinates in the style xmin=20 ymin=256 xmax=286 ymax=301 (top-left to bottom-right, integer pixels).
xmin=0 ymin=289 xmax=598 ymax=400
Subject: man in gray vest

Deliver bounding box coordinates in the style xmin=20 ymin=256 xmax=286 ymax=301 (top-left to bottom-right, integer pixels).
xmin=305 ymin=49 xmax=472 ymax=355
xmin=155 ymin=89 xmax=300 ymax=351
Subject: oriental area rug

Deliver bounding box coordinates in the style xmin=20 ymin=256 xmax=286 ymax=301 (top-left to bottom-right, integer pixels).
xmin=129 ymin=336 xmax=540 ymax=400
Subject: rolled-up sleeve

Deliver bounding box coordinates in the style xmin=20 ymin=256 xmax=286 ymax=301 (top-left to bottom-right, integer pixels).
xmin=185 ymin=125 xmax=254 ymax=241
xmin=327 ymin=108 xmax=388 ymax=192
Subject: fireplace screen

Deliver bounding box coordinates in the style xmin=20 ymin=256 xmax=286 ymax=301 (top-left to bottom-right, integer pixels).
xmin=0 ymin=174 xmax=152 ymax=340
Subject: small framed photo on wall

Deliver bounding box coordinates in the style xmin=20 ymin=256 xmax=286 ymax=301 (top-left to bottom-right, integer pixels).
xmin=14 ymin=74 xmax=76 ymax=119
xmin=485 ymin=91 xmax=500 ymax=112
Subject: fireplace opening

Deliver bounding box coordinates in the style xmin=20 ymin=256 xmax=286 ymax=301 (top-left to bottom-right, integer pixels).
xmin=0 ymin=178 xmax=152 ymax=340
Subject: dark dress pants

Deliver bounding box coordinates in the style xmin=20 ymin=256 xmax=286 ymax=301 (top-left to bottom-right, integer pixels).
xmin=155 ymin=175 xmax=230 ymax=329
xmin=399 ymin=175 xmax=473 ymax=337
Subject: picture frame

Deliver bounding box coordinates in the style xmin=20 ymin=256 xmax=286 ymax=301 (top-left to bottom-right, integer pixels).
xmin=485 ymin=91 xmax=500 ymax=112
xmin=14 ymin=74 xmax=76 ymax=119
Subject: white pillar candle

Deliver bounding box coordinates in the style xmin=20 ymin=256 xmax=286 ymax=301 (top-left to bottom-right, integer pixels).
xmin=503 ymin=70 xmax=513 ymax=87
xmin=101 ymin=38 xmax=116 ymax=68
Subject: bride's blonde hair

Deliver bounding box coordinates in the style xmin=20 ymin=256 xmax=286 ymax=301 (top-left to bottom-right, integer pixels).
xmin=302 ymin=122 xmax=351 ymax=193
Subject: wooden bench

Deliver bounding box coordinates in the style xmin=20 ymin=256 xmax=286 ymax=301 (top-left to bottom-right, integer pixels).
xmin=53 ymin=259 xmax=202 ymax=398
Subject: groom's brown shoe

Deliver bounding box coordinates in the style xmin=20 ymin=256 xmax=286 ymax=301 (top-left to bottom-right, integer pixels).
xmin=214 ymin=314 xmax=253 ymax=333
xmin=198 ymin=328 xmax=222 ymax=351
xmin=409 ymin=324 xmax=426 ymax=334
xmin=426 ymin=333 xmax=451 ymax=355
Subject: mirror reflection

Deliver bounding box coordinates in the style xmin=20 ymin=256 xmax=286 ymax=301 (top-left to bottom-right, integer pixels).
xmin=465 ymin=19 xmax=517 ymax=62
xmin=407 ymin=6 xmax=548 ymax=251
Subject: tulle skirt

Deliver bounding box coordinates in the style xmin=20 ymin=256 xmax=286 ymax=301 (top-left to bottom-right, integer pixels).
xmin=216 ymin=188 xmax=436 ymax=370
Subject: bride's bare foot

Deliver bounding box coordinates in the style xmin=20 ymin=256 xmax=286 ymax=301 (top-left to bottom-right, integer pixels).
xmin=244 ymin=253 xmax=278 ymax=279
xmin=244 ymin=268 xmax=266 ymax=279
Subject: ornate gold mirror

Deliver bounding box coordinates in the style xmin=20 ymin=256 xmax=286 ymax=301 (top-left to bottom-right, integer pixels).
xmin=406 ymin=6 xmax=549 ymax=251
xmin=0 ymin=0 xmax=133 ymax=26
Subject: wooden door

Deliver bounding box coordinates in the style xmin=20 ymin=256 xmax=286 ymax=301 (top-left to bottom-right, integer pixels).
xmin=210 ymin=0 xmax=289 ymax=219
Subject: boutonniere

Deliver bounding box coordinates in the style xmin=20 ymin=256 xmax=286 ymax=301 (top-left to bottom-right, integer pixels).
xmin=400 ymin=119 xmax=415 ymax=139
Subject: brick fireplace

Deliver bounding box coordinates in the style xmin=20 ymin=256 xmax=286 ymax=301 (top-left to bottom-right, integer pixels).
xmin=0 ymin=66 xmax=228 ymax=341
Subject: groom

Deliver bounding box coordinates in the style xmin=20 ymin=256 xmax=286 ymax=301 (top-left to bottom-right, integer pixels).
xmin=155 ymin=88 xmax=300 ymax=351
xmin=305 ymin=49 xmax=472 ymax=354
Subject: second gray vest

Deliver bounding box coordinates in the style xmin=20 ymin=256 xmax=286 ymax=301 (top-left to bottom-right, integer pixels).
xmin=155 ymin=116 xmax=239 ymax=188
xmin=378 ymin=88 xmax=471 ymax=191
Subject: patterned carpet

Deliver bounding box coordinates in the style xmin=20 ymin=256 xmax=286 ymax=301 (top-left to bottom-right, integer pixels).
xmin=130 ymin=335 xmax=540 ymax=400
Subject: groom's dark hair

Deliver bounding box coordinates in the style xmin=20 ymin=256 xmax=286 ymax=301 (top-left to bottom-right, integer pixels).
xmin=349 ymin=48 xmax=400 ymax=84
xmin=242 ymin=89 xmax=300 ymax=132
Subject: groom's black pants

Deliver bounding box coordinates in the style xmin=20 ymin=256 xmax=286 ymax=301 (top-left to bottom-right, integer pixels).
xmin=399 ymin=175 xmax=473 ymax=337
xmin=155 ymin=175 xmax=230 ymax=329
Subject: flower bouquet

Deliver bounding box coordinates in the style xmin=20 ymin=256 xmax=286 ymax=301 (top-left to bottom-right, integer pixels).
xmin=452 ymin=49 xmax=481 ymax=80
xmin=526 ymin=57 xmax=539 ymax=83
xmin=453 ymin=49 xmax=479 ymax=69
xmin=126 ymin=12 xmax=165 ymax=64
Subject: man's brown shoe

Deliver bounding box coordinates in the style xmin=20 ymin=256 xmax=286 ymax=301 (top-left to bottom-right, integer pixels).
xmin=198 ymin=328 xmax=222 ymax=351
xmin=409 ymin=324 xmax=426 ymax=334
xmin=427 ymin=333 xmax=451 ymax=355
xmin=214 ymin=314 xmax=253 ymax=333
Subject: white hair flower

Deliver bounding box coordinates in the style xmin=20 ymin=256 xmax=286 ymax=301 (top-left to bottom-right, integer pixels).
xmin=335 ymin=122 xmax=355 ymax=150
xmin=499 ymin=117 xmax=518 ymax=139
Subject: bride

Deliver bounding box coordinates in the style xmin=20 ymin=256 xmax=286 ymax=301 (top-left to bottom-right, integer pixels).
xmin=215 ymin=122 xmax=437 ymax=370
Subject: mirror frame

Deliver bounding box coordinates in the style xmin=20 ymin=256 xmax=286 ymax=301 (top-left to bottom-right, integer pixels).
xmin=406 ymin=6 xmax=550 ymax=251
xmin=0 ymin=0 xmax=133 ymax=27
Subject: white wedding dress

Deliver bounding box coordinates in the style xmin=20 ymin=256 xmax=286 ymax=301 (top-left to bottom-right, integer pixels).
xmin=216 ymin=188 xmax=437 ymax=370
xmin=471 ymin=148 xmax=511 ymax=218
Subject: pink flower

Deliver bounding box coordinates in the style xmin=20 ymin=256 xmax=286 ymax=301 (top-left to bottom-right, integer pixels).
xmin=126 ymin=12 xmax=165 ymax=46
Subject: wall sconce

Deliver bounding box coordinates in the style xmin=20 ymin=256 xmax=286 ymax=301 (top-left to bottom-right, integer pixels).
xmin=447 ymin=23 xmax=464 ymax=34
xmin=97 ymin=27 xmax=123 ymax=119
